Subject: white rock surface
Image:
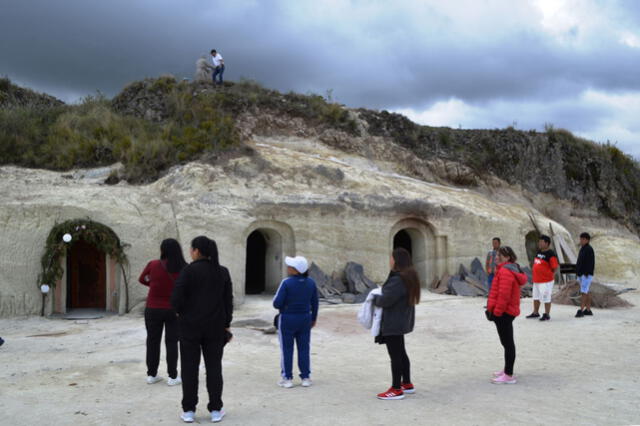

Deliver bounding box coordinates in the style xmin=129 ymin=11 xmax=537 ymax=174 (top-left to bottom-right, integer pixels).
xmin=0 ymin=136 xmax=637 ymax=316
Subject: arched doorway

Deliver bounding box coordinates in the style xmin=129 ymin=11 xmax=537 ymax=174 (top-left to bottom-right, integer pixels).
xmin=243 ymin=221 xmax=295 ymax=295
xmin=393 ymin=229 xmax=413 ymax=255
xmin=41 ymin=219 xmax=126 ymax=316
xmin=67 ymin=240 xmax=107 ymax=309
xmin=525 ymin=230 xmax=541 ymax=267
xmin=245 ymin=230 xmax=267 ymax=294
xmin=390 ymin=218 xmax=437 ymax=287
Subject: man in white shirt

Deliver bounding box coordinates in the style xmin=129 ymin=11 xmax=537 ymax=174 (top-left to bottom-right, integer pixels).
xmin=210 ymin=49 xmax=225 ymax=85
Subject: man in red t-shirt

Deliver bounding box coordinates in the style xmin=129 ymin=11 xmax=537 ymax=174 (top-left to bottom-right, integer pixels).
xmin=526 ymin=235 xmax=559 ymax=321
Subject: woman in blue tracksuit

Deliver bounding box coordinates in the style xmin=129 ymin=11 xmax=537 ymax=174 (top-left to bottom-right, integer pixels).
xmin=273 ymin=255 xmax=319 ymax=388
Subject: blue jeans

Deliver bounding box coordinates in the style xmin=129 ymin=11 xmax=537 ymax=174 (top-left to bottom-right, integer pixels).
xmin=212 ymin=65 xmax=225 ymax=84
xmin=487 ymin=273 xmax=495 ymax=293
xmin=278 ymin=313 xmax=312 ymax=379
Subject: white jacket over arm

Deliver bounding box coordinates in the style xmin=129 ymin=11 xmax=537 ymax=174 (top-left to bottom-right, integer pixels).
xmin=357 ymin=287 xmax=382 ymax=336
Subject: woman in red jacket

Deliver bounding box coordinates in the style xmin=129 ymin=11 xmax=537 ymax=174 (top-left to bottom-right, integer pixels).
xmin=486 ymin=246 xmax=527 ymax=384
xmin=139 ymin=238 xmax=187 ymax=386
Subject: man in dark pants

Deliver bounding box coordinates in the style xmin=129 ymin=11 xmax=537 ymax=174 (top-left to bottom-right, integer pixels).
xmin=210 ymin=49 xmax=225 ymax=85
xmin=575 ymin=232 xmax=596 ymax=317
xmin=485 ymin=237 xmax=501 ymax=292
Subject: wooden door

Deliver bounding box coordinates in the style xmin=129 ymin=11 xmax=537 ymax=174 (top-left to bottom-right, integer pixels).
xmin=69 ymin=240 xmax=106 ymax=308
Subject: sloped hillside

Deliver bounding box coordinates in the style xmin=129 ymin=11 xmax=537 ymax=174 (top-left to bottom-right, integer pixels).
xmin=1 ymin=75 xmax=639 ymax=233
xmin=0 ymin=77 xmax=63 ymax=108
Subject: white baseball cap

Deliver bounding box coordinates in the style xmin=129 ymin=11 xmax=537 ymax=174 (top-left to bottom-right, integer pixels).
xmin=285 ymin=256 xmax=309 ymax=274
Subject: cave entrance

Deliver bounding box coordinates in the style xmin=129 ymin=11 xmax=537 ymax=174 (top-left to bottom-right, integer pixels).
xmin=245 ymin=230 xmax=268 ymax=294
xmin=393 ymin=229 xmax=413 ymax=256
xmin=245 ymin=228 xmax=286 ymax=295
xmin=392 ymin=227 xmax=427 ymax=284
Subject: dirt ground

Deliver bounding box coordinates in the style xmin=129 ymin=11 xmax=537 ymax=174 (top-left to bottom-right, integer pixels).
xmin=1 ymin=291 xmax=639 ymax=426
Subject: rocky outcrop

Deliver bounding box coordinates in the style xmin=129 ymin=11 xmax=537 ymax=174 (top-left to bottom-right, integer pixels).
xmin=0 ymin=78 xmax=64 ymax=109
xmin=357 ymin=109 xmax=640 ymax=234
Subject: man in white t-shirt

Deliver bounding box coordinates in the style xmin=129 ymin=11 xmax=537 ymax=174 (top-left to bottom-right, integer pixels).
xmin=210 ymin=49 xmax=225 ymax=85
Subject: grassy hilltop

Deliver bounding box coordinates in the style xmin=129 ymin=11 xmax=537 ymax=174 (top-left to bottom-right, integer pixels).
xmin=1 ymin=75 xmax=639 ymax=232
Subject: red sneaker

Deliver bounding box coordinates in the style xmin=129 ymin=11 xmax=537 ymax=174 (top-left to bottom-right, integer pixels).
xmin=377 ymin=387 xmax=405 ymax=400
xmin=401 ymin=383 xmax=415 ymax=394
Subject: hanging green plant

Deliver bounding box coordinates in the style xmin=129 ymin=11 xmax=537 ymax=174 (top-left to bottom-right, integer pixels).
xmin=38 ymin=218 xmax=129 ymax=290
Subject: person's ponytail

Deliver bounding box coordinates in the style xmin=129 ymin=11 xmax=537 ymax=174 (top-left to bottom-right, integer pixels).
xmin=191 ymin=235 xmax=222 ymax=281
xmin=208 ymin=238 xmax=220 ymax=269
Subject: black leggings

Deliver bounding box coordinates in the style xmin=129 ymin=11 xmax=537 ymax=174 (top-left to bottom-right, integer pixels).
xmin=494 ymin=314 xmax=516 ymax=376
xmin=144 ymin=307 xmax=179 ymax=379
xmin=384 ymin=335 xmax=411 ymax=389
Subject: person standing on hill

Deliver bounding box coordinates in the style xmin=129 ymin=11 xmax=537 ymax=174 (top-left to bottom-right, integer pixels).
xmin=171 ymin=236 xmax=233 ymax=424
xmin=210 ymin=49 xmax=225 ymax=85
xmin=486 ymin=246 xmax=528 ymax=384
xmin=575 ymin=232 xmax=595 ymax=318
xmin=273 ymin=256 xmax=319 ymax=389
xmin=485 ymin=237 xmax=501 ymax=292
xmin=138 ymin=238 xmax=187 ymax=386
xmin=526 ymin=235 xmax=559 ymax=321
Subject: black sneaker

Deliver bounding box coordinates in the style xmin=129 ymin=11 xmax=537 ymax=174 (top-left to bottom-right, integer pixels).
xmin=583 ymin=309 xmax=593 ymax=316
xmin=575 ymin=309 xmax=584 ymax=318
xmin=0 ymin=337 xmax=4 ymax=347
xmin=526 ymin=313 xmax=540 ymax=319
xmin=539 ymin=313 xmax=551 ymax=321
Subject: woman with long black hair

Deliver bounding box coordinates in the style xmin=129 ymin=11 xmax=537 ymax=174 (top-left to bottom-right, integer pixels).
xmin=374 ymin=247 xmax=421 ymax=400
xmin=171 ymin=236 xmax=233 ymax=423
xmin=138 ymin=238 xmax=187 ymax=386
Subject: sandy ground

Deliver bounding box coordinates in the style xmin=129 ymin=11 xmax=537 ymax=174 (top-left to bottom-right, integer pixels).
xmin=1 ymin=291 xmax=639 ymax=426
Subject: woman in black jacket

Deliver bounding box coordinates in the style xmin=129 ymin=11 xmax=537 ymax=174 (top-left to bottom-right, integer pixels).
xmin=171 ymin=236 xmax=233 ymax=423
xmin=374 ymin=247 xmax=421 ymax=400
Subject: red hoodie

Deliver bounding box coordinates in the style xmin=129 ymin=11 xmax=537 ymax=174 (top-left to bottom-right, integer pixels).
xmin=487 ymin=262 xmax=528 ymax=317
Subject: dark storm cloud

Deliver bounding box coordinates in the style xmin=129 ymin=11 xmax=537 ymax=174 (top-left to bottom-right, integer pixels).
xmin=1 ymin=0 xmax=639 ymax=109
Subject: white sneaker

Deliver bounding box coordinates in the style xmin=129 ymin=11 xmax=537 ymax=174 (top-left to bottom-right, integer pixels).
xmin=180 ymin=411 xmax=195 ymax=423
xmin=278 ymin=379 xmax=294 ymax=388
xmin=301 ymin=378 xmax=312 ymax=387
xmin=167 ymin=376 xmax=182 ymax=386
xmin=146 ymin=375 xmax=162 ymax=384
xmin=211 ymin=409 xmax=225 ymax=422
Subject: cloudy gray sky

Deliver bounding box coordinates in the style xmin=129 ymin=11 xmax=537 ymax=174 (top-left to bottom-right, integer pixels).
xmin=1 ymin=0 xmax=639 ymax=157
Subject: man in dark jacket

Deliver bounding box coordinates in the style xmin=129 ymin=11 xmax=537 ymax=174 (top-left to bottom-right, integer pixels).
xmin=575 ymin=232 xmax=595 ymax=318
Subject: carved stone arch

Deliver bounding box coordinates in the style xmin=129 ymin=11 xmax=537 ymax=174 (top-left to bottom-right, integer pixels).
xmin=242 ymin=220 xmax=295 ymax=295
xmin=42 ymin=219 xmax=126 ymax=316
xmin=390 ymin=218 xmax=438 ymax=287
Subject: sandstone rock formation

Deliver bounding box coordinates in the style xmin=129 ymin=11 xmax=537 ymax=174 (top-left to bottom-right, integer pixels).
xmin=0 ymin=77 xmax=638 ymax=317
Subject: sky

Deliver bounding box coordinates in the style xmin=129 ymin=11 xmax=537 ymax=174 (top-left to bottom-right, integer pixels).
xmin=1 ymin=0 xmax=639 ymax=158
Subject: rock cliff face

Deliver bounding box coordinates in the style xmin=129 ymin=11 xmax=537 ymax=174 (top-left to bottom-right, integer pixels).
xmin=110 ymin=77 xmax=640 ymax=234
xmin=0 ymin=77 xmax=639 ymax=317
xmin=357 ymin=110 xmax=640 ymax=233
xmin=1 ymin=134 xmax=639 ymax=317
